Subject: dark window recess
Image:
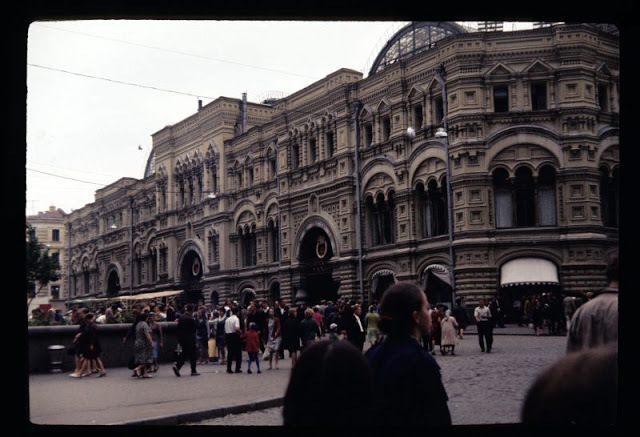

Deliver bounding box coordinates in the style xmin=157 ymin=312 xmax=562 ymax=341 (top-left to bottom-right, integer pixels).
xmin=364 ymin=124 xmax=373 ymax=146
xmin=382 ymin=116 xmax=391 ymax=141
xmin=598 ymin=84 xmax=609 ymax=111
xmin=413 ymin=105 xmax=423 ymax=129
xmin=493 ymin=86 xmax=509 ymax=112
xmin=531 ymin=83 xmax=547 ymax=111
xmin=434 ymin=97 xmax=444 ymax=124
xmin=326 ymin=132 xmax=334 ymax=158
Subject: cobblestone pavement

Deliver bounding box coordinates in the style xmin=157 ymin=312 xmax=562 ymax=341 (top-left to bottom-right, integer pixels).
xmin=188 ymin=333 xmax=568 ymax=426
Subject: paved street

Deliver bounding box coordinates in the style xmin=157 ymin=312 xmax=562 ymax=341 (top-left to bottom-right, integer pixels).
xmin=27 ymin=326 xmax=568 ymax=426
xmin=188 ymin=332 xmax=568 ymax=426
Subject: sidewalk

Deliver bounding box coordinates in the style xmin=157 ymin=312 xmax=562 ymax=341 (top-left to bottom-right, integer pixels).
xmin=28 ymin=357 xmax=291 ymax=425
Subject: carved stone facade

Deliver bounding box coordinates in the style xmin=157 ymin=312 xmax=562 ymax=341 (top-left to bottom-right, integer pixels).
xmin=66 ymin=23 xmax=619 ymax=310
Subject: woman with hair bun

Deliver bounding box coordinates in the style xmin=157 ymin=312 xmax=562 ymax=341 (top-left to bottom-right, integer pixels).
xmin=365 ymin=282 xmax=451 ymax=426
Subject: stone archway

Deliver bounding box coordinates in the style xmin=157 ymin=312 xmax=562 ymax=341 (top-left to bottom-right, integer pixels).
xmin=179 ymin=247 xmax=204 ymax=304
xmin=296 ymin=226 xmax=340 ymax=305
xmin=105 ymin=264 xmax=123 ymax=297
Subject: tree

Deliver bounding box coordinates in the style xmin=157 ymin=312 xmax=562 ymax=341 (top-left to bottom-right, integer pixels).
xmin=26 ymin=224 xmax=61 ymax=306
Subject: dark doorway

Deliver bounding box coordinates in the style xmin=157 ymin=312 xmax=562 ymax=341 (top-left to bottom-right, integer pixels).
xmin=106 ymin=270 xmax=121 ymax=297
xmin=270 ymin=282 xmax=281 ymax=306
xmin=298 ymin=227 xmax=339 ymax=304
xmin=180 ymin=250 xmax=204 ymax=304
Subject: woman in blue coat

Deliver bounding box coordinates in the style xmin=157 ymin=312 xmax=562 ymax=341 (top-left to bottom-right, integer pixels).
xmin=365 ymin=282 xmax=451 ymax=426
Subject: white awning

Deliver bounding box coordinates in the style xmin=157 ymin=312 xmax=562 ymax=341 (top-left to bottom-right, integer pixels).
xmin=425 ymin=264 xmax=452 ymax=286
xmin=117 ymin=290 xmax=183 ymax=301
xmin=500 ymin=258 xmax=559 ymax=287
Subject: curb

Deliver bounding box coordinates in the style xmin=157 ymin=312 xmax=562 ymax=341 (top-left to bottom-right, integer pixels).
xmin=113 ymin=397 xmax=284 ymax=426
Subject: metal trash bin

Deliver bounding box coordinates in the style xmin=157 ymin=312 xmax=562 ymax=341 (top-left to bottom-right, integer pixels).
xmin=47 ymin=345 xmax=66 ymax=373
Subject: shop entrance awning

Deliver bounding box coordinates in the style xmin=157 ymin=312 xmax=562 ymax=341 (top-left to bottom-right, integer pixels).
xmin=117 ymin=290 xmax=183 ymax=301
xmin=500 ymin=258 xmax=559 ymax=287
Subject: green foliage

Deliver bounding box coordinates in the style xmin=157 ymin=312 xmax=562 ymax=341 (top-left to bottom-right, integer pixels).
xmin=26 ymin=224 xmax=61 ymax=297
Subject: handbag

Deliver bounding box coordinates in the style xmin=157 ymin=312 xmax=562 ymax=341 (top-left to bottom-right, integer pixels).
xmin=127 ymin=356 xmax=136 ymax=370
xmin=263 ymin=347 xmax=270 ymax=361
xmin=66 ymin=346 xmax=76 ymax=356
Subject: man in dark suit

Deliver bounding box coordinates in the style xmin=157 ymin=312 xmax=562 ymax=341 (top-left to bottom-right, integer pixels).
xmin=173 ymin=304 xmax=200 ymax=376
xmin=344 ymin=303 xmax=366 ymax=351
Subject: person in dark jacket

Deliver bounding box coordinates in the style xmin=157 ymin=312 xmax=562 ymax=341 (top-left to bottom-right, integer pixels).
xmin=172 ymin=304 xmax=200 ymax=376
xmin=281 ymin=307 xmax=301 ymax=367
xmin=365 ymin=282 xmax=451 ymax=426
xmin=299 ymin=308 xmax=321 ymax=350
xmin=343 ymin=303 xmax=366 ymax=351
xmin=451 ymin=297 xmax=469 ymax=339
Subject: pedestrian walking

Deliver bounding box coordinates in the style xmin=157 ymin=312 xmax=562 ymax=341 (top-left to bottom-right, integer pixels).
xmin=474 ymin=298 xmax=493 ymax=352
xmin=531 ymin=299 xmax=544 ymax=336
xmin=299 ymin=308 xmax=321 ymax=351
xmin=195 ymin=307 xmax=209 ymax=365
xmin=266 ymin=308 xmax=282 ymax=370
xmin=451 ymin=297 xmax=469 ymax=339
xmin=172 ymin=304 xmax=200 ymax=377
xmin=244 ymin=323 xmax=261 ymax=374
xmin=281 ymin=307 xmax=301 ymax=367
xmin=148 ymin=312 xmax=163 ymax=373
xmin=343 ymin=303 xmax=366 ymax=351
xmin=439 ymin=310 xmax=458 ymax=355
xmin=213 ymin=307 xmax=227 ymax=365
xmin=365 ymin=305 xmax=381 ymax=347
xmin=365 ymin=282 xmax=451 ymax=426
xmin=132 ymin=312 xmax=154 ymax=379
xmin=78 ymin=312 xmax=107 ymax=377
xmin=224 ymin=306 xmax=243 ymax=373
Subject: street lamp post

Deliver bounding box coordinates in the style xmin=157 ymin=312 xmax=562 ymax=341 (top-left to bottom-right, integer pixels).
xmin=434 ymin=66 xmax=457 ymax=306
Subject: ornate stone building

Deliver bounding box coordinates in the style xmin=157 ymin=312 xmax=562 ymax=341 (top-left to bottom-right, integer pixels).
xmin=66 ymin=22 xmax=619 ymax=317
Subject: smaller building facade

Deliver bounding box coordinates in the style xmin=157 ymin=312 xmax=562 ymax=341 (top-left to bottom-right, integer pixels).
xmin=27 ymin=206 xmax=67 ymax=314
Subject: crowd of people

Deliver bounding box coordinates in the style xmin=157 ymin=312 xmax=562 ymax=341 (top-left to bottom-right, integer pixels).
xmin=58 ymin=253 xmax=618 ymax=426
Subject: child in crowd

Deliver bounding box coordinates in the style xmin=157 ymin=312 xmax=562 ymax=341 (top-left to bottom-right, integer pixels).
xmin=328 ymin=323 xmax=339 ymax=341
xmin=245 ymin=323 xmax=261 ymax=374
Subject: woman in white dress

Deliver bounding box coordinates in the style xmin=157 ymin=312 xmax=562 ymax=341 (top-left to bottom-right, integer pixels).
xmin=439 ymin=310 xmax=459 ymax=355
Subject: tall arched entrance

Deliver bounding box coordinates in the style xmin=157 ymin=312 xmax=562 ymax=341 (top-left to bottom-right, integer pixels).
xmin=179 ymin=249 xmax=204 ymax=304
xmin=296 ymin=226 xmax=340 ymax=305
xmin=106 ymin=269 xmax=121 ymax=297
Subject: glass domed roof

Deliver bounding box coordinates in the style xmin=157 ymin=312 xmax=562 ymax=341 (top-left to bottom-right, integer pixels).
xmin=368 ymin=21 xmax=467 ymax=76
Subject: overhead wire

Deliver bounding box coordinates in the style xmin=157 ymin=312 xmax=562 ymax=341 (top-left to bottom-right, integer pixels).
xmin=32 ymin=22 xmax=320 ymax=80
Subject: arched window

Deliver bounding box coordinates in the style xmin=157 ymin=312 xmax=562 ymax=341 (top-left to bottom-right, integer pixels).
xmin=514 ymin=167 xmax=535 ymax=226
xmin=600 ymin=166 xmax=619 ymax=227
xmin=493 ymin=168 xmax=513 ymax=228
xmin=366 ymin=192 xmax=396 ymax=246
xmin=415 ymin=179 xmax=447 ymax=238
xmin=240 ymin=226 xmax=257 ymax=267
xmin=268 ymin=220 xmax=279 ymax=263
xmin=493 ymin=165 xmax=558 ymax=229
xmin=538 ymin=166 xmax=557 ymax=226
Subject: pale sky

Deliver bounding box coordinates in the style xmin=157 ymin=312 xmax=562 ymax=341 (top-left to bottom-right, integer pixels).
xmin=26 ymin=20 xmax=536 ymax=216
